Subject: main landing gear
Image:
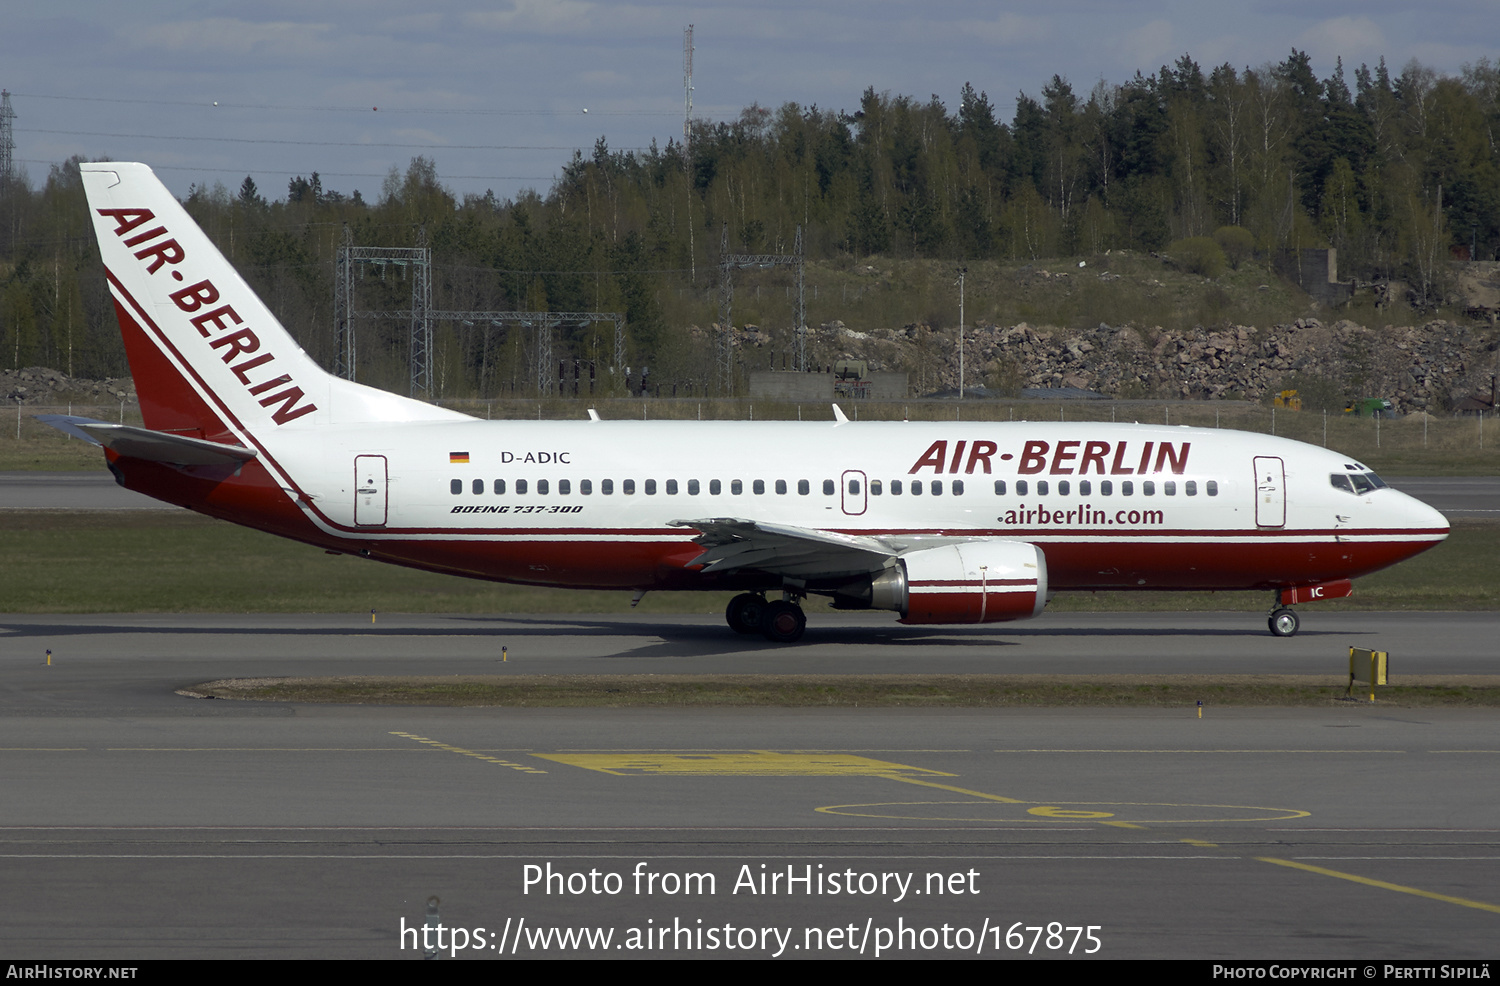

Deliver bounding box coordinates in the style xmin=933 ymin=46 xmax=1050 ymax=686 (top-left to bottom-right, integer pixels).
xmin=726 ymin=592 xmax=806 ymax=644
xmin=1268 ymin=606 xmax=1300 ymax=638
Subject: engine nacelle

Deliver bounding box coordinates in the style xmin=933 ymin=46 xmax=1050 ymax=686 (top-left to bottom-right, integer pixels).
xmin=857 ymin=541 xmax=1047 ymax=625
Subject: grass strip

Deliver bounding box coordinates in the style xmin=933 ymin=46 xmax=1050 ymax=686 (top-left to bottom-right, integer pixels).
xmin=179 ymin=674 xmax=1500 ymax=708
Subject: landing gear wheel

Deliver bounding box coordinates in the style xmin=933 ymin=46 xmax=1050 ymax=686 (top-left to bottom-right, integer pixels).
xmin=1268 ymin=607 xmax=1300 ymax=637
xmin=726 ymin=593 xmax=768 ymax=634
xmin=761 ymin=600 xmax=807 ymax=644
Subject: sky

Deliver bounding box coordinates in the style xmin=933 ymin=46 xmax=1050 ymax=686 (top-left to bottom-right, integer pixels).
xmin=4 ymin=1 xmax=1497 ymax=204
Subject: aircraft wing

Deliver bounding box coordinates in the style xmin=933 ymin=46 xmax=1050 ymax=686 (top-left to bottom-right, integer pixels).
xmin=37 ymin=415 xmax=257 ymax=467
xmin=666 ymin=517 xmax=903 ymax=580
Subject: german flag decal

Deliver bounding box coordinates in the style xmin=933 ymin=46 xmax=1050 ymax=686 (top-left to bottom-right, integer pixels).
xmin=449 ymin=451 xmax=470 ymax=464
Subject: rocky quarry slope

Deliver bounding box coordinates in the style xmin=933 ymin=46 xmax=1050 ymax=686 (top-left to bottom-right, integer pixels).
xmin=804 ymin=317 xmax=1499 ymax=411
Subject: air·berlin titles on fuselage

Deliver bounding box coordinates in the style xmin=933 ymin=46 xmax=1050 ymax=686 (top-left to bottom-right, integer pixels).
xmin=907 ymin=439 xmax=1189 ymax=476
xmin=97 ymin=206 xmax=318 ymax=425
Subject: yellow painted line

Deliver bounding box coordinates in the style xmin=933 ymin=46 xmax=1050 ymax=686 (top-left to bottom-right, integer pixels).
xmin=1257 ymin=857 xmax=1500 ymax=915
xmin=1103 ymin=821 xmax=1148 ymax=830
xmin=1182 ymin=839 xmax=1220 ymax=847
xmin=534 ymin=751 xmax=955 ymax=778
xmin=389 ymin=732 xmax=546 ymax=774
xmin=872 ymin=775 xmax=1027 ymax=803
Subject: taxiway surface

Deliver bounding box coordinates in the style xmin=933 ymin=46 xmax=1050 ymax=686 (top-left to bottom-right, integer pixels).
xmin=1 ymin=612 xmax=1497 ymax=960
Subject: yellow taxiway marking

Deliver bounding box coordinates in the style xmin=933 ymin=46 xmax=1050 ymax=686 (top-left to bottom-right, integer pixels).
xmin=817 ymin=800 xmax=1310 ymax=824
xmin=534 ymin=751 xmax=955 ymax=778
xmin=539 ymin=751 xmax=1310 ymax=827
xmin=1182 ymin=838 xmax=1221 ymax=848
xmin=1257 ymin=857 xmax=1500 ymax=915
xmin=389 ymin=732 xmax=546 ymax=774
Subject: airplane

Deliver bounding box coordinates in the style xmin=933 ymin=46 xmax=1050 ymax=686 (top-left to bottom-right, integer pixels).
xmin=41 ymin=162 xmax=1450 ymax=644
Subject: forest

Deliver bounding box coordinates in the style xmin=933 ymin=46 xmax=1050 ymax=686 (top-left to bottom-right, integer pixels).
xmin=1 ymin=50 xmax=1497 ymax=399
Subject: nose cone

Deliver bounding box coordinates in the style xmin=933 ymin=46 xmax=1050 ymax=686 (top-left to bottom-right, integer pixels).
xmin=1391 ymin=488 xmax=1449 ymax=552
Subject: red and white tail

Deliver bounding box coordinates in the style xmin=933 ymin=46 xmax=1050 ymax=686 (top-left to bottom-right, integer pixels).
xmin=81 ymin=163 xmax=465 ymax=448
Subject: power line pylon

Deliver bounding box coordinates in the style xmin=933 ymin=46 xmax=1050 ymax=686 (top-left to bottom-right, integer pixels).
xmin=717 ymin=223 xmax=806 ymax=395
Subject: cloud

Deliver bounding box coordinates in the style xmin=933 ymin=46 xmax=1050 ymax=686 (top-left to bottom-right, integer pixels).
xmin=1295 ymin=15 xmax=1387 ymax=64
xmin=121 ymin=18 xmax=335 ymax=59
xmin=962 ymin=12 xmax=1052 ymax=46
xmin=1116 ymin=19 xmax=1174 ymax=71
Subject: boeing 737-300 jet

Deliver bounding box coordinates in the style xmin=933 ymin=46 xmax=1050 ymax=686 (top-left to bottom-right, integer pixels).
xmin=42 ymin=163 xmax=1450 ymax=643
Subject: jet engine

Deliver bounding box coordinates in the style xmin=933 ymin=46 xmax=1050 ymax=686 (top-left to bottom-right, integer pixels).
xmin=832 ymin=541 xmax=1048 ymax=624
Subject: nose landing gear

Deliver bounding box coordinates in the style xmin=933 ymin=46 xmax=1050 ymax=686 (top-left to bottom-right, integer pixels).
xmin=1268 ymin=606 xmax=1300 ymax=637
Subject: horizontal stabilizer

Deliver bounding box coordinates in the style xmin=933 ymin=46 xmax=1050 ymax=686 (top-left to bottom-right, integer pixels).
xmin=36 ymin=415 xmax=257 ymax=467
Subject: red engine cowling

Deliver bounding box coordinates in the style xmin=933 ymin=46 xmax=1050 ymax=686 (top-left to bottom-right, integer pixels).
xmin=872 ymin=541 xmax=1048 ymax=625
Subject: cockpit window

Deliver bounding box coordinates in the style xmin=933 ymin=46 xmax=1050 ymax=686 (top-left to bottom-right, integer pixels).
xmin=1333 ymin=471 xmax=1386 ymax=494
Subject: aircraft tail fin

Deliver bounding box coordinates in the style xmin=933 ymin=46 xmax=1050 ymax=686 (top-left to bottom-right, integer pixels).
xmin=79 ymin=163 xmax=466 ymax=446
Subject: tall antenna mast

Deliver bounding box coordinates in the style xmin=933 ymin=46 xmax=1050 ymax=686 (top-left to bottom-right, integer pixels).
xmin=683 ymin=25 xmax=694 ymax=145
xmin=683 ymin=25 xmax=696 ymax=282
xmin=0 ymin=91 xmax=16 ymax=190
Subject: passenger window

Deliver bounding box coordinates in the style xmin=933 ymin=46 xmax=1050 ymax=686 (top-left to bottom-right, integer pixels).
xmin=730 ymin=479 xmax=741 ymax=495
xmin=1059 ymin=480 xmax=1070 ymax=496
xmin=823 ymin=479 xmax=835 ymax=495
xmin=1164 ymin=481 xmax=1176 ymax=496
xmin=753 ymin=480 xmax=765 ymax=495
xmin=1037 ymin=480 xmax=1049 ymax=495
xmin=930 ymin=480 xmax=942 ymax=496
xmin=709 ymin=479 xmax=720 ymax=495
xmin=994 ymin=480 xmax=1006 ymax=495
xmin=891 ymin=480 xmax=902 ymax=495
xmin=1143 ymin=481 xmax=1155 ymax=496
xmin=494 ymin=479 xmax=506 ymax=494
xmin=688 ymin=480 xmax=700 ymax=495
xmin=537 ymin=479 xmax=549 ymax=495
xmin=1122 ymin=481 xmax=1134 ymax=496
xmin=472 ymin=479 xmax=484 ymax=495
xmin=1079 ymin=480 xmax=1091 ymax=496
xmin=952 ymin=480 xmax=963 ymax=495
xmin=775 ymin=480 xmax=787 ymax=495
xmin=558 ymin=479 xmax=570 ymax=495
xmin=644 ymin=479 xmax=657 ymax=495
xmin=580 ymin=479 xmax=592 ymax=495
xmin=849 ymin=479 xmax=861 ymax=495
xmin=1016 ymin=480 xmax=1027 ymax=496
xmin=1101 ymin=480 xmax=1112 ymax=495
xmin=1206 ymin=480 xmax=1218 ymax=496
xmin=622 ymin=479 xmax=635 ymax=494
xmin=516 ymin=479 xmax=528 ymax=494
xmin=797 ymin=479 xmax=810 ymax=495
xmin=665 ymin=479 xmax=678 ymax=495
xmin=1185 ymin=480 xmax=1197 ymax=496
xmin=602 ymin=479 xmax=614 ymax=495
xmin=450 ymin=479 xmax=462 ymax=495
xmin=871 ymin=480 xmax=882 ymax=495
xmin=911 ymin=481 xmax=922 ymax=496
